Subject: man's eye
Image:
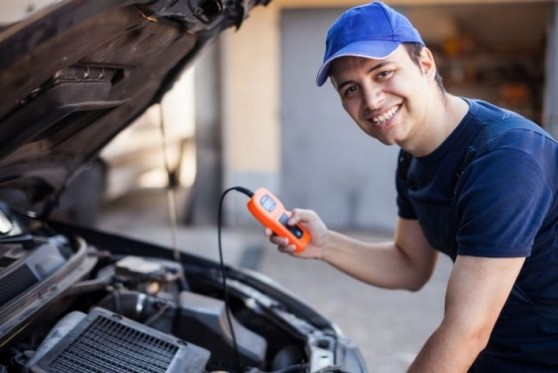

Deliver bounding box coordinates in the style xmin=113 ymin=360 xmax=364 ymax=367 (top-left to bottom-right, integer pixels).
xmin=377 ymin=70 xmax=393 ymax=80
xmin=342 ymin=85 xmax=358 ymax=97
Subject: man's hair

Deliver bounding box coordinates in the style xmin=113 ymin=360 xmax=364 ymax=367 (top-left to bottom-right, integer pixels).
xmin=403 ymin=42 xmax=445 ymax=92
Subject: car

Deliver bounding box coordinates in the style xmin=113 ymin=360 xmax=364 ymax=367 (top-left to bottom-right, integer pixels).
xmin=0 ymin=1 xmax=368 ymax=372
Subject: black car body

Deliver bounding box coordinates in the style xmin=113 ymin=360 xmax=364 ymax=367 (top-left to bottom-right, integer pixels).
xmin=0 ymin=1 xmax=367 ymax=372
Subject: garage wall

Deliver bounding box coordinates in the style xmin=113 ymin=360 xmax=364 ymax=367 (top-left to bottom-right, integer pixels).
xmin=219 ymin=5 xmax=282 ymax=226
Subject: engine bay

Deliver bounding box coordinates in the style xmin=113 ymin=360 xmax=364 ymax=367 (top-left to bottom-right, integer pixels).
xmin=0 ymin=204 xmax=345 ymax=373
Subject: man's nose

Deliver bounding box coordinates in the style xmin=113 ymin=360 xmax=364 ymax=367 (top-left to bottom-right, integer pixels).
xmin=362 ymin=85 xmax=384 ymax=110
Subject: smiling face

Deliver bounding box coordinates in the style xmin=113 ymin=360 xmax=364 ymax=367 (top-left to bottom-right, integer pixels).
xmin=330 ymin=44 xmax=445 ymax=154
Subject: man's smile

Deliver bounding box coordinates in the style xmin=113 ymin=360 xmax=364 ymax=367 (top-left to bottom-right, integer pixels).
xmin=369 ymin=104 xmax=401 ymax=127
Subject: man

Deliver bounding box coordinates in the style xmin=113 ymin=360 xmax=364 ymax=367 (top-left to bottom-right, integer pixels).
xmin=268 ymin=2 xmax=558 ymax=372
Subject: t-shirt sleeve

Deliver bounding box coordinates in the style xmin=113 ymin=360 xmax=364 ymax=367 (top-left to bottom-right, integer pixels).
xmin=455 ymin=134 xmax=555 ymax=258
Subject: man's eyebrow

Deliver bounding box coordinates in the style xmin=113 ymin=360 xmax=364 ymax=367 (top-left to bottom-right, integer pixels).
xmin=334 ymin=61 xmax=392 ymax=92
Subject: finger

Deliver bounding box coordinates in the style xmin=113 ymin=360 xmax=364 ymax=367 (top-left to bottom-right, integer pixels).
xmin=288 ymin=209 xmax=304 ymax=225
xmin=278 ymin=244 xmax=296 ymax=254
xmin=270 ymin=235 xmax=289 ymax=246
xmin=285 ymin=244 xmax=297 ymax=253
xmin=289 ymin=208 xmax=314 ymax=225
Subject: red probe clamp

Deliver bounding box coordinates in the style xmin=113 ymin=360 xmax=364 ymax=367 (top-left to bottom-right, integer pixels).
xmin=247 ymin=187 xmax=311 ymax=252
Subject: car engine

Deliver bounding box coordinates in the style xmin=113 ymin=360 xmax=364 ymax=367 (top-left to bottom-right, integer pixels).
xmin=0 ymin=203 xmax=355 ymax=373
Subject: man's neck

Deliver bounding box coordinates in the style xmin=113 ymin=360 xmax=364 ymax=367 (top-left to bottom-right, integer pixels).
xmin=405 ymin=93 xmax=469 ymax=157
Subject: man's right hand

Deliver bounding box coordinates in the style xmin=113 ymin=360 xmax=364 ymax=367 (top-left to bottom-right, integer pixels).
xmin=266 ymin=208 xmax=329 ymax=259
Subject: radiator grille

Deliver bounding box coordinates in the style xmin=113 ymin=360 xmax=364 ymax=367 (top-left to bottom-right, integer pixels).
xmin=50 ymin=315 xmax=178 ymax=372
xmin=0 ymin=265 xmax=38 ymax=307
xmin=31 ymin=308 xmax=210 ymax=373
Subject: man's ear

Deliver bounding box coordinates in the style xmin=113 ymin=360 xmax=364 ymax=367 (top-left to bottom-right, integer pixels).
xmin=419 ymin=47 xmax=437 ymax=80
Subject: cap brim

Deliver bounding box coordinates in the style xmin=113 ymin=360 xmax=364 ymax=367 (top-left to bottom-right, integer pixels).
xmin=315 ymin=41 xmax=400 ymax=86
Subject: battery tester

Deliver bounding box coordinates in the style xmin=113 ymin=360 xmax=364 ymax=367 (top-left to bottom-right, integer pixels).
xmin=219 ymin=186 xmax=311 ymax=253
xmin=246 ymin=187 xmax=311 ymax=252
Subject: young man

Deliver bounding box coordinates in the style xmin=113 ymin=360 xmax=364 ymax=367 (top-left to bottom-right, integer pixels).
xmin=268 ymin=2 xmax=558 ymax=372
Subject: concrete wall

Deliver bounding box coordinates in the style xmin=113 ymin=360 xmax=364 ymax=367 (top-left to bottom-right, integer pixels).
xmin=220 ymin=4 xmax=282 ymax=225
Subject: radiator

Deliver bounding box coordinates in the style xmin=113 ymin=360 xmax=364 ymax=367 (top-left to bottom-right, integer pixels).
xmin=28 ymin=307 xmax=210 ymax=373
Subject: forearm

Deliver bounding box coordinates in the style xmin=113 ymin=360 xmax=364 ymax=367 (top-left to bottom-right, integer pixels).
xmin=408 ymin=256 xmax=526 ymax=372
xmin=322 ymin=230 xmax=433 ymax=290
xmin=273 ymin=213 xmax=435 ymax=290
xmin=408 ymin=321 xmax=487 ymax=372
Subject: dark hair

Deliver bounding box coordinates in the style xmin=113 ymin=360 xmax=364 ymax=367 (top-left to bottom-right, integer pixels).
xmin=403 ymin=43 xmax=445 ymax=92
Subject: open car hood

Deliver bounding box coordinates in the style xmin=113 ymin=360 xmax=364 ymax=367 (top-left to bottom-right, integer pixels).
xmin=0 ymin=0 xmax=267 ymax=217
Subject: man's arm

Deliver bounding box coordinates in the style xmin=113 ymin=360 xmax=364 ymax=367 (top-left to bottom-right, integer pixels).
xmin=408 ymin=255 xmax=526 ymax=372
xmin=323 ymin=217 xmax=438 ymax=290
xmin=271 ymin=213 xmax=438 ymax=291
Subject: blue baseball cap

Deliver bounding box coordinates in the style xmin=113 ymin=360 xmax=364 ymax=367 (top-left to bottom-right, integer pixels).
xmin=316 ymin=1 xmax=424 ymax=86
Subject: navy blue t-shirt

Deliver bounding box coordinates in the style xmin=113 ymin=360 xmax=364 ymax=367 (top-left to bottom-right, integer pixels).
xmin=396 ymin=98 xmax=558 ymax=368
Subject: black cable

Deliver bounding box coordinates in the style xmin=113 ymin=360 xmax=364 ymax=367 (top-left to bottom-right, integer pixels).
xmin=218 ymin=186 xmax=254 ymax=372
xmin=227 ymin=186 xmax=254 ymax=198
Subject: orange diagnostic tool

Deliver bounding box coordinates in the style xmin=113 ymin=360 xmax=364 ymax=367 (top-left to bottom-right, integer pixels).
xmin=247 ymin=188 xmax=311 ymax=252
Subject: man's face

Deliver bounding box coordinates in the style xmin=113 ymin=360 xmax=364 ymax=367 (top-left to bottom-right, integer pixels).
xmin=330 ymin=45 xmax=439 ymax=151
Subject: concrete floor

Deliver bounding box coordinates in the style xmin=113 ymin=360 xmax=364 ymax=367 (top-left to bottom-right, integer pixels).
xmin=97 ymin=189 xmax=453 ymax=373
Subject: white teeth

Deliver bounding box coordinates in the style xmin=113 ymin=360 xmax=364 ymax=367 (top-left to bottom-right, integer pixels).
xmin=372 ymin=106 xmax=399 ymax=124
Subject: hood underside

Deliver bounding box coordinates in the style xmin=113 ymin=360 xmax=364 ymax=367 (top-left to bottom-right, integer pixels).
xmin=0 ymin=0 xmax=266 ymax=217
